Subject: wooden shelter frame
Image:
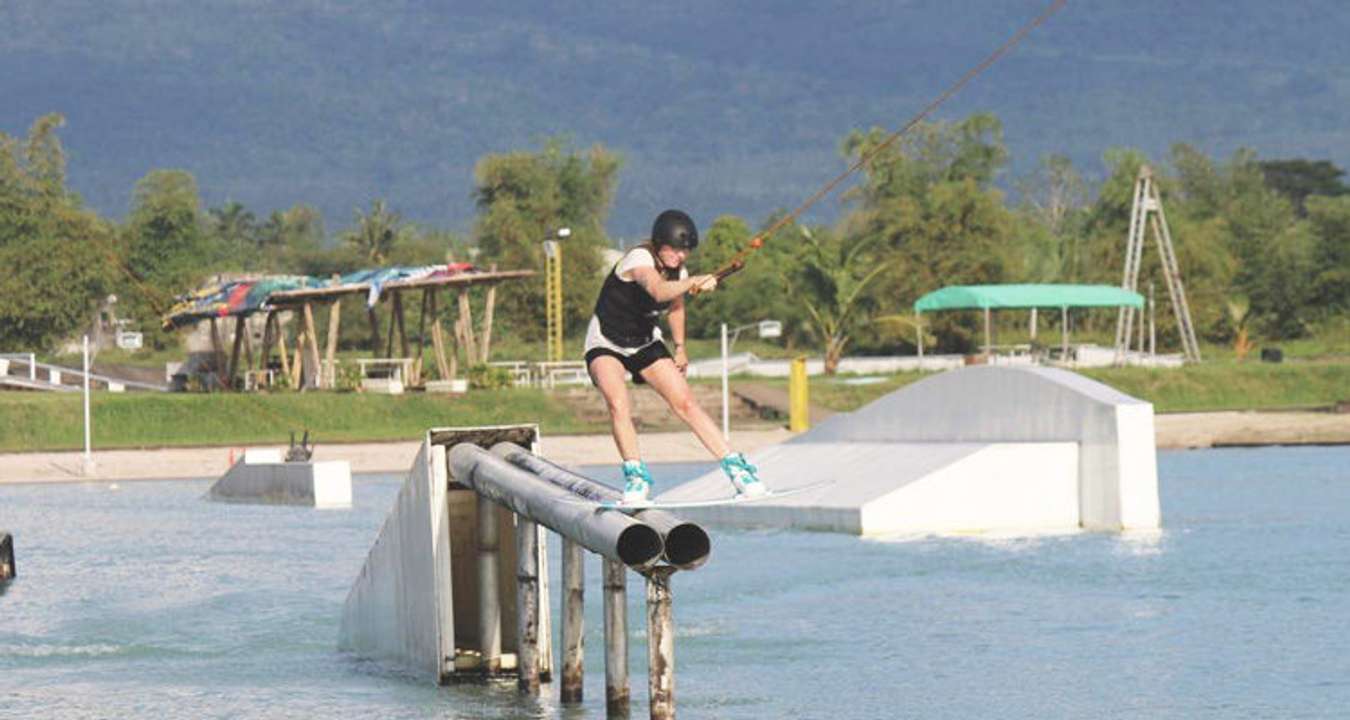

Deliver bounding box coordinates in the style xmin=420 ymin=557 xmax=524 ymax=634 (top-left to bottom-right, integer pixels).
xmin=201 ymin=269 xmax=532 ymax=391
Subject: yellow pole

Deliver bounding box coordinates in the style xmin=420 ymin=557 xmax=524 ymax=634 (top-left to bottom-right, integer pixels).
xmin=544 ymin=240 xmax=564 ymax=363
xmin=788 ymin=356 xmax=809 ymax=432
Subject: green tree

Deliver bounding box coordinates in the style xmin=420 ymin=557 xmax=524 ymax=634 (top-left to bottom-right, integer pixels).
xmin=122 ymin=169 xmax=210 ymax=343
xmin=842 ymin=114 xmax=1017 ymax=352
xmin=0 ymin=114 xmax=116 ymax=350
xmin=785 ymin=225 xmax=887 ymax=374
xmin=682 ymin=214 xmax=808 ymax=343
xmin=1259 ymin=159 xmax=1349 ymax=215
xmin=472 ymin=139 xmax=620 ymax=341
xmin=208 ymin=201 xmax=258 ymax=266
xmin=343 ymin=199 xmax=406 ymax=265
xmin=1304 ymin=195 xmax=1350 ymax=317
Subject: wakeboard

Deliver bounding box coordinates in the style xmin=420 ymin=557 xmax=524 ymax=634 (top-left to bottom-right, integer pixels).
xmin=560 ymin=480 xmax=834 ymax=513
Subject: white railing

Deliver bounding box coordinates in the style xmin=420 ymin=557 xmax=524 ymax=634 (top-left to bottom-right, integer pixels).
xmin=0 ymin=353 xmax=167 ymax=392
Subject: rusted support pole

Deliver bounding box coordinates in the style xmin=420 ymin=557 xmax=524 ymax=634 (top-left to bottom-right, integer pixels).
xmin=477 ymin=498 xmax=503 ymax=673
xmin=604 ymin=559 xmax=630 ymax=716
xmin=645 ymin=567 xmax=676 ymax=720
xmin=516 ymin=516 xmax=540 ymax=695
xmin=561 ymin=539 xmax=585 ymax=704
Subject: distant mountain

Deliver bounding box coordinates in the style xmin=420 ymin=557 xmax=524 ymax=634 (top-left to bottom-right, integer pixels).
xmin=4 ymin=1 xmax=1348 ymax=239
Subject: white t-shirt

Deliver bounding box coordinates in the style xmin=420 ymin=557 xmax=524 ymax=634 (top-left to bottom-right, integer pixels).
xmin=584 ymin=247 xmax=689 ymax=355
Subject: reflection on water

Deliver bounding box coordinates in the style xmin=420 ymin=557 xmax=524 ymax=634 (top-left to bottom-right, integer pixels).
xmin=1 ymin=446 xmax=1348 ymax=718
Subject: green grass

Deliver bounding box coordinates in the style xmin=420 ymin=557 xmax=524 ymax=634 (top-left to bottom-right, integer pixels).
xmin=723 ymin=361 xmax=1348 ymax=414
xmin=0 ymin=389 xmax=600 ymax=453
xmin=1081 ymin=361 xmax=1349 ymax=413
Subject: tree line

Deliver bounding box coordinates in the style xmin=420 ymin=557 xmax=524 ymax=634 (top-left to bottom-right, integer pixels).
xmin=2 ymin=112 xmax=1346 ymax=366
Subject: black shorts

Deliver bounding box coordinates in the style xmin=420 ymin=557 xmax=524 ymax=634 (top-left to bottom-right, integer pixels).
xmin=584 ymin=342 xmax=672 ymax=385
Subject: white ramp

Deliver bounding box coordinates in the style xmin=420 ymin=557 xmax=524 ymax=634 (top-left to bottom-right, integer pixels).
xmin=661 ymin=366 xmax=1159 ymax=535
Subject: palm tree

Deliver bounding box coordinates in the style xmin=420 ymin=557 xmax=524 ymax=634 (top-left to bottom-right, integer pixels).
xmin=345 ymin=200 xmax=404 ymax=265
xmin=790 ymin=227 xmax=888 ymax=374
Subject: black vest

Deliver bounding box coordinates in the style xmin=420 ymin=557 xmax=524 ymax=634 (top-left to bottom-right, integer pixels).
xmin=593 ymin=248 xmax=677 ymax=348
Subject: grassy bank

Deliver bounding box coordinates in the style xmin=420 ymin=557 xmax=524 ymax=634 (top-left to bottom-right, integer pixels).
xmin=741 ymin=360 xmax=1349 ymax=414
xmin=0 ymin=389 xmax=598 ymax=453
xmin=1 ymin=361 xmax=1345 ymax=452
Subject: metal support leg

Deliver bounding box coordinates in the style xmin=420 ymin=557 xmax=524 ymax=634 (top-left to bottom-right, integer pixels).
xmin=561 ymin=539 xmax=585 ymax=703
xmin=516 ymin=516 xmax=540 ymax=695
xmin=477 ymin=498 xmax=502 ymax=673
xmin=604 ymin=559 xmax=629 ymax=716
xmin=646 ymin=566 xmax=677 ymax=720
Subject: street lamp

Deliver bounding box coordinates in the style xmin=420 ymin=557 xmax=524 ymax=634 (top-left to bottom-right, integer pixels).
xmin=720 ymin=319 xmax=783 ymax=440
xmin=543 ymin=227 xmax=571 ymax=363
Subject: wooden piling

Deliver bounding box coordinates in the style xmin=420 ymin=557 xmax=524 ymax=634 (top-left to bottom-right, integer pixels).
xmin=645 ymin=567 xmax=677 ymax=720
xmin=477 ymin=497 xmax=503 ymax=673
xmin=516 ymin=517 xmax=540 ymax=695
xmin=228 ymin=315 xmax=246 ymax=390
xmin=324 ymin=299 xmax=342 ymax=388
xmin=604 ymin=558 xmax=630 ymax=716
xmin=0 ymin=531 xmax=14 ymax=582
xmin=302 ymin=302 xmax=322 ymax=389
xmin=561 ymin=539 xmax=585 ymax=703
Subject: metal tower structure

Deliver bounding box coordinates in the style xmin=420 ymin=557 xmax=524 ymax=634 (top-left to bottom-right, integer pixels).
xmin=543 ymin=229 xmax=569 ymax=363
xmin=1114 ymin=166 xmax=1202 ymax=364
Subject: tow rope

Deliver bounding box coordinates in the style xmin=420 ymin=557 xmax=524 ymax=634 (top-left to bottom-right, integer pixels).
xmin=698 ymin=0 xmax=1067 ymax=290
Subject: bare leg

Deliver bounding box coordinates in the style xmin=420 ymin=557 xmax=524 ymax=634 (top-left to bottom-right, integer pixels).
xmin=588 ymin=355 xmax=640 ymax=461
xmin=639 ymin=358 xmax=730 ymax=459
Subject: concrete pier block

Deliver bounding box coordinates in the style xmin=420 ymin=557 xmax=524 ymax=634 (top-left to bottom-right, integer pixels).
xmin=207 ymin=453 xmax=352 ymax=508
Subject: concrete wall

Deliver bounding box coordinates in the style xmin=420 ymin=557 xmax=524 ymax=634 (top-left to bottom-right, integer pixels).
xmin=207 ymin=459 xmax=352 ymax=508
xmin=338 ymin=443 xmax=455 ymax=680
xmin=800 ymin=366 xmax=1160 ymax=530
xmin=340 ymin=424 xmax=552 ymax=683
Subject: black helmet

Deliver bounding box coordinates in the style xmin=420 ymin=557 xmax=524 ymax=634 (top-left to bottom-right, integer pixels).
xmin=651 ymin=209 xmax=698 ymax=250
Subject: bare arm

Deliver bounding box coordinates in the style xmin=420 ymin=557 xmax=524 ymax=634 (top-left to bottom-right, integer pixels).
xmin=630 ymin=266 xmax=716 ymax=304
xmin=667 ymin=295 xmax=689 ymax=370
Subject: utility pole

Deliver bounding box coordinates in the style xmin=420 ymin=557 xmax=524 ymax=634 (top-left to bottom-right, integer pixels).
xmin=1114 ymin=166 xmax=1201 ymax=364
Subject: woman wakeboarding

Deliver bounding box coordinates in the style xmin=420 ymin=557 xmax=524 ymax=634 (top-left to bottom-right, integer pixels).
xmin=584 ymin=209 xmax=768 ymax=506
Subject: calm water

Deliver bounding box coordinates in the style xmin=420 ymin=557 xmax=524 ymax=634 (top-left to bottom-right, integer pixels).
xmin=2 ymin=446 xmax=1348 ymax=719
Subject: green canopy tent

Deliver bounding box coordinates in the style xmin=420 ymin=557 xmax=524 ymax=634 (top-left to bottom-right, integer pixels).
xmin=912 ymin=284 xmax=1145 ymax=357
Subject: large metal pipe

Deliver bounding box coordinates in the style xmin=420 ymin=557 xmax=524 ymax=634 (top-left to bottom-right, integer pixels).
xmin=449 ymin=444 xmax=663 ymax=569
xmin=491 ymin=443 xmax=712 ymax=570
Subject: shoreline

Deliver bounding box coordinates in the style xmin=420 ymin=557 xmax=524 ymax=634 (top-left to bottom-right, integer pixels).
xmin=1 ymin=411 xmax=1346 ymax=486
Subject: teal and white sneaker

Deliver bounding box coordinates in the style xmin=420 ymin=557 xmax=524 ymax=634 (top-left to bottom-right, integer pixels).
xmin=720 ymin=452 xmax=768 ymax=498
xmin=621 ymin=459 xmax=653 ymax=506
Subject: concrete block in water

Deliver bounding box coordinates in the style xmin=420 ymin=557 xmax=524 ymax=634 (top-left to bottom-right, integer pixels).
xmin=207 ymin=455 xmax=352 ymax=508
